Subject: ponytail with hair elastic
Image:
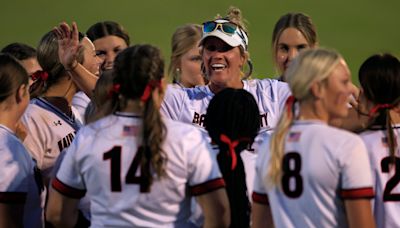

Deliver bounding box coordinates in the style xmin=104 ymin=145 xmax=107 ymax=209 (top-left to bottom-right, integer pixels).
xmin=113 ymin=45 xmax=166 ymax=192
xmin=267 ymin=95 xmax=296 ymax=187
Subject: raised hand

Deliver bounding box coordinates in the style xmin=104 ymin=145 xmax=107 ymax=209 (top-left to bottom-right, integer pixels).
xmin=53 ymin=22 xmax=82 ymax=71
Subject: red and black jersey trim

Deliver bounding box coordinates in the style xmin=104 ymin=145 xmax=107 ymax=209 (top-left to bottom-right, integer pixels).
xmin=340 ymin=187 xmax=374 ymax=199
xmin=190 ymin=178 xmax=226 ymax=196
xmin=52 ymin=178 xmax=86 ymax=199
xmin=252 ymin=192 xmax=269 ymax=205
xmin=0 ymin=192 xmax=27 ymax=204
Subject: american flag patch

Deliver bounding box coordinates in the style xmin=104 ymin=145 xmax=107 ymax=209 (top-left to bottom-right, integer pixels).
xmin=122 ymin=125 xmax=138 ymax=136
xmin=288 ymin=132 xmax=301 ymax=142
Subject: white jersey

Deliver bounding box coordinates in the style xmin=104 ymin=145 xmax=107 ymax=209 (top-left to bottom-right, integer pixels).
xmin=72 ymin=91 xmax=91 ymax=124
xmin=0 ymin=125 xmax=44 ymax=227
xmin=360 ymin=125 xmax=400 ymax=228
xmin=52 ymin=113 xmax=225 ymax=227
xmin=161 ymin=78 xmax=291 ymax=132
xmin=22 ymin=98 xmax=83 ymax=180
xmin=253 ymin=120 xmax=374 ymax=228
xmin=161 ymin=78 xmax=289 ymax=200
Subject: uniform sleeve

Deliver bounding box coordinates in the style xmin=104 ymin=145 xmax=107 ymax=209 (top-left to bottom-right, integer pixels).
xmin=338 ymin=136 xmax=374 ymax=199
xmin=71 ymin=92 xmax=90 ymax=123
xmin=0 ymin=143 xmax=31 ymax=203
xmin=21 ymin=110 xmax=48 ymax=170
xmin=252 ymin=138 xmax=270 ymax=205
xmin=186 ymin=130 xmax=225 ymax=196
xmin=52 ymin=132 xmax=86 ymax=199
xmin=160 ymin=85 xmax=185 ymax=121
xmin=276 ymin=80 xmax=291 ymax=113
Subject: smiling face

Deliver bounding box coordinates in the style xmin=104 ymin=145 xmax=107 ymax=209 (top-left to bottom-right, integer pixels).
xmin=321 ymin=59 xmax=353 ymax=120
xmin=276 ymin=27 xmax=312 ymax=75
xmin=93 ymin=35 xmax=128 ymax=71
xmin=81 ymin=37 xmax=101 ymax=77
xmin=202 ymin=37 xmax=246 ymax=92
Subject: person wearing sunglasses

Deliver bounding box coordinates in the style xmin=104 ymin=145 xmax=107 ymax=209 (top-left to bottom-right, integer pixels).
xmin=161 ymin=6 xmax=290 ymax=227
xmin=161 ymin=6 xmax=290 ymax=132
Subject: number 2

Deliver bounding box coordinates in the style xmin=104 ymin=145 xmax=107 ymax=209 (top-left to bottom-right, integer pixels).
xmin=381 ymin=156 xmax=400 ymax=201
xmin=103 ymin=146 xmax=149 ymax=192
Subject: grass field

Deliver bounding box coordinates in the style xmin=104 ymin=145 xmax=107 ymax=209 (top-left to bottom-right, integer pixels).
xmin=1 ymin=0 xmax=399 ymax=84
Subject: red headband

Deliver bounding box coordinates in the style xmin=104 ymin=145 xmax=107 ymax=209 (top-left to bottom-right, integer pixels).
xmin=140 ymin=80 xmax=162 ymax=102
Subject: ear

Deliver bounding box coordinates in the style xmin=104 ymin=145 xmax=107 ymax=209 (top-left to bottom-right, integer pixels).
xmin=239 ymin=51 xmax=249 ymax=68
xmin=309 ymin=80 xmax=325 ymax=99
xmin=15 ymin=84 xmax=28 ymax=104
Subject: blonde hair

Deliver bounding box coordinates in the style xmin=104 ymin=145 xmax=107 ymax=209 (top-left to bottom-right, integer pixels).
xmin=267 ymin=48 xmax=342 ymax=186
xmin=223 ymin=6 xmax=248 ymax=34
xmin=168 ymin=24 xmax=202 ymax=83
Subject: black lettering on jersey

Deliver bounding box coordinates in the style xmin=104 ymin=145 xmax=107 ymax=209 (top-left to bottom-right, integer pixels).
xmin=192 ymin=112 xmax=206 ymax=127
xmin=57 ymin=132 xmax=76 ymax=152
xmin=260 ymin=113 xmax=268 ymax=128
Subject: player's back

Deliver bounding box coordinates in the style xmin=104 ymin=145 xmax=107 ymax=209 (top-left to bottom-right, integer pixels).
xmin=360 ymin=126 xmax=400 ymax=228
xmin=0 ymin=125 xmax=44 ymax=227
xmin=256 ymin=120 xmax=373 ymax=228
xmin=55 ymin=112 xmax=223 ymax=227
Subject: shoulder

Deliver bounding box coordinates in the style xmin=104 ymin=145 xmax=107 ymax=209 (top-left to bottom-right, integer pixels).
xmin=245 ymin=78 xmax=290 ymax=100
xmin=72 ymin=91 xmax=90 ymax=104
xmin=164 ymin=118 xmax=206 ymax=140
xmin=315 ymin=124 xmax=365 ymax=150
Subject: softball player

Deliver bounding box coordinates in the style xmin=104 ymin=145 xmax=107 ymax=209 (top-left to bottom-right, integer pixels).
xmin=205 ymin=88 xmax=261 ymax=227
xmin=161 ymin=8 xmax=291 ymax=203
xmin=357 ymin=54 xmax=400 ymax=228
xmin=0 ymin=54 xmax=43 ymax=227
xmin=46 ymin=45 xmax=229 ymax=227
xmin=22 ymin=30 xmax=85 ymax=185
xmin=252 ymin=49 xmax=375 ymax=228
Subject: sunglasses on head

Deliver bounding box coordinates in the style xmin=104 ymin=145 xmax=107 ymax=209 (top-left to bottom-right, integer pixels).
xmin=202 ymin=21 xmax=238 ymax=35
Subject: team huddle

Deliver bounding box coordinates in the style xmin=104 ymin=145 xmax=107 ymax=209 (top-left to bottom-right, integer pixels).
xmin=0 ymin=5 xmax=399 ymax=228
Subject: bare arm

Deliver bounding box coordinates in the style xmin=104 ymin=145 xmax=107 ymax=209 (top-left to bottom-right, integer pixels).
xmin=345 ymin=199 xmax=375 ymax=228
xmin=196 ymin=188 xmax=230 ymax=228
xmin=251 ymin=202 xmax=274 ymax=228
xmin=0 ymin=203 xmax=24 ymax=228
xmin=53 ymin=22 xmax=97 ymax=97
xmin=46 ymin=186 xmax=79 ymax=228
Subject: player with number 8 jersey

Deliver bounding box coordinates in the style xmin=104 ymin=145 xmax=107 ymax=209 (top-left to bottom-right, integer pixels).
xmin=46 ymin=43 xmax=230 ymax=227
xmin=252 ymin=49 xmax=375 ymax=228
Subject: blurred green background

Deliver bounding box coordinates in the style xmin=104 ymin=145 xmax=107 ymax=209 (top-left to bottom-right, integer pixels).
xmin=1 ymin=0 xmax=399 ymax=84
